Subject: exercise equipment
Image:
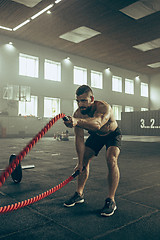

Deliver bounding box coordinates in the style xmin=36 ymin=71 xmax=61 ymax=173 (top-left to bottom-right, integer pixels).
xmin=0 ymin=165 xmax=35 ymax=171
xmin=9 ymin=154 xmax=22 ymax=183
xmin=9 ymin=154 xmax=35 ymax=183
xmin=0 ymin=169 xmax=81 ymax=214
xmin=0 ymin=113 xmax=83 ymax=214
xmin=0 ymin=155 xmax=35 ymax=183
xmin=0 ymin=113 xmax=65 ymax=187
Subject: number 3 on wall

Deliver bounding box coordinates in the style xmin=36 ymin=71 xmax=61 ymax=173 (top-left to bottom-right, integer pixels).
xmin=140 ymin=119 xmax=145 ymax=128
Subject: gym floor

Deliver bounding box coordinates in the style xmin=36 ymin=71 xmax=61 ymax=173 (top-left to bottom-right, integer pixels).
xmin=0 ymin=135 xmax=159 ymax=240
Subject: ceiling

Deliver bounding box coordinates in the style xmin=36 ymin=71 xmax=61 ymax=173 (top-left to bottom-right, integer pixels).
xmin=0 ymin=0 xmax=160 ymax=76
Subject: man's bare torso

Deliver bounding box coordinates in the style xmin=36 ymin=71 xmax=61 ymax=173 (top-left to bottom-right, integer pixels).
xmin=75 ymin=100 xmax=118 ymax=136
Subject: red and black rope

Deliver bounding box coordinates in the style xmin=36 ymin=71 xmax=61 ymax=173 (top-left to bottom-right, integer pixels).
xmin=0 ymin=172 xmax=80 ymax=214
xmin=0 ymin=113 xmax=65 ymax=187
xmin=0 ymin=113 xmax=82 ymax=214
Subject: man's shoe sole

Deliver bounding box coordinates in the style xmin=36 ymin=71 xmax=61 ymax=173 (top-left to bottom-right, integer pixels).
xmin=101 ymin=206 xmax=117 ymax=217
xmin=64 ymin=199 xmax=84 ymax=207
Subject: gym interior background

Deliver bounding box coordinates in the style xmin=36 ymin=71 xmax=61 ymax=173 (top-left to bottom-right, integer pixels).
xmin=0 ymin=1 xmax=160 ymax=240
xmin=0 ymin=0 xmax=160 ymax=138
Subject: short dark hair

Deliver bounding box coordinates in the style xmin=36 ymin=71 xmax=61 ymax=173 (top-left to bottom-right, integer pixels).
xmin=76 ymin=85 xmax=93 ymax=96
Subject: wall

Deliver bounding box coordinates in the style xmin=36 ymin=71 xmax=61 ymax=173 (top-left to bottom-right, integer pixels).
xmin=0 ymin=34 xmax=150 ymax=137
xmin=150 ymin=73 xmax=160 ymax=110
xmin=121 ymin=110 xmax=160 ymax=136
xmin=0 ymin=115 xmax=65 ymax=138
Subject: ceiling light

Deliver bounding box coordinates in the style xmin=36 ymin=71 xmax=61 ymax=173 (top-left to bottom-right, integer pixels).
xmin=13 ymin=19 xmax=30 ymax=31
xmin=55 ymin=0 xmax=62 ymax=3
xmin=0 ymin=26 xmax=12 ymax=31
xmin=64 ymin=57 xmax=71 ymax=64
xmin=135 ymin=76 xmax=140 ymax=81
xmin=47 ymin=10 xmax=51 ymax=14
xmin=12 ymin=0 xmax=42 ymax=8
xmin=105 ymin=68 xmax=111 ymax=75
xmin=59 ymin=26 xmax=101 ymax=43
xmin=31 ymin=4 xmax=54 ymax=20
xmin=147 ymin=62 xmax=160 ymax=68
xmin=133 ymin=38 xmax=160 ymax=52
xmin=120 ymin=0 xmax=160 ymax=20
xmin=5 ymin=43 xmax=15 ymax=51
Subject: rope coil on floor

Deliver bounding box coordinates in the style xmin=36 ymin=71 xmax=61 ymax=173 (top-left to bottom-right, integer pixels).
xmin=0 ymin=113 xmax=65 ymax=188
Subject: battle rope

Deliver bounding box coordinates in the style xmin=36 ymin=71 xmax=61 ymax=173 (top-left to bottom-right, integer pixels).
xmin=0 ymin=170 xmax=80 ymax=214
xmin=0 ymin=113 xmax=65 ymax=188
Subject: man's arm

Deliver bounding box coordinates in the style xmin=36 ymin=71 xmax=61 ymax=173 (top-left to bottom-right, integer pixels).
xmin=75 ymin=103 xmax=111 ymax=131
xmin=74 ymin=126 xmax=85 ymax=172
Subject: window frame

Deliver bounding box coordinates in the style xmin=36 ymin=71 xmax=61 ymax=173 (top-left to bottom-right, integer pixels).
xmin=112 ymin=104 xmax=122 ymax=120
xmin=141 ymin=107 xmax=148 ymax=111
xmin=125 ymin=106 xmax=134 ymax=112
xmin=44 ymin=59 xmax=61 ymax=82
xmin=141 ymin=82 xmax=148 ymax=97
xmin=18 ymin=95 xmax=38 ymax=117
xmin=73 ymin=66 xmax=87 ymax=85
xmin=73 ymin=100 xmax=78 ymax=113
xmin=91 ymin=70 xmax=103 ymax=89
xmin=125 ymin=78 xmax=134 ymax=95
xmin=112 ymin=75 xmax=122 ymax=92
xmin=19 ymin=53 xmax=39 ymax=78
xmin=44 ymin=97 xmax=60 ymax=118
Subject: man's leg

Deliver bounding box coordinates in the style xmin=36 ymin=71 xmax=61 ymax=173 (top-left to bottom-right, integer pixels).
xmin=101 ymin=146 xmax=120 ymax=216
xmin=77 ymin=146 xmax=95 ymax=195
xmin=106 ymin=146 xmax=120 ymax=201
xmin=64 ymin=146 xmax=95 ymax=207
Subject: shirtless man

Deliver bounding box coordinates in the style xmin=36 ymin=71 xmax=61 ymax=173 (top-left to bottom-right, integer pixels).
xmin=63 ymin=85 xmax=122 ymax=216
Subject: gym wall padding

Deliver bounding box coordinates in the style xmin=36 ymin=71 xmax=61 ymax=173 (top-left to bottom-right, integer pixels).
xmin=121 ymin=110 xmax=160 ymax=136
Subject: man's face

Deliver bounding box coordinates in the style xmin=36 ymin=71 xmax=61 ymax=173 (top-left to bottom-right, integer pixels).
xmin=76 ymin=92 xmax=94 ymax=115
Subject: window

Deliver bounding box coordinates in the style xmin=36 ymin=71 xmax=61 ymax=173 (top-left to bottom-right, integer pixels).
xmin=19 ymin=53 xmax=39 ymax=78
xmin=44 ymin=97 xmax=60 ymax=118
xmin=125 ymin=78 xmax=134 ymax=94
xmin=91 ymin=70 xmax=103 ymax=89
xmin=18 ymin=96 xmax=38 ymax=117
xmin=112 ymin=76 xmax=122 ymax=92
xmin=73 ymin=100 xmax=78 ymax=113
xmin=141 ymin=82 xmax=148 ymax=97
xmin=141 ymin=107 xmax=148 ymax=111
xmin=112 ymin=105 xmax=122 ymax=120
xmin=125 ymin=106 xmax=134 ymax=112
xmin=74 ymin=66 xmax=87 ymax=85
xmin=44 ymin=59 xmax=61 ymax=81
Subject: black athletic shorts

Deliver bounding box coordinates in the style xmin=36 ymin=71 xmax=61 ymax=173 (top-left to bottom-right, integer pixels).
xmin=85 ymin=127 xmax=122 ymax=156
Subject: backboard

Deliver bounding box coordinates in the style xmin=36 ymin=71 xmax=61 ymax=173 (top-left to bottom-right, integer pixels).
xmin=3 ymin=85 xmax=31 ymax=101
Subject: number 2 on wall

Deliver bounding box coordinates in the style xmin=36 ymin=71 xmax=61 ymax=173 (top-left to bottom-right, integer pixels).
xmin=150 ymin=118 xmax=155 ymax=128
